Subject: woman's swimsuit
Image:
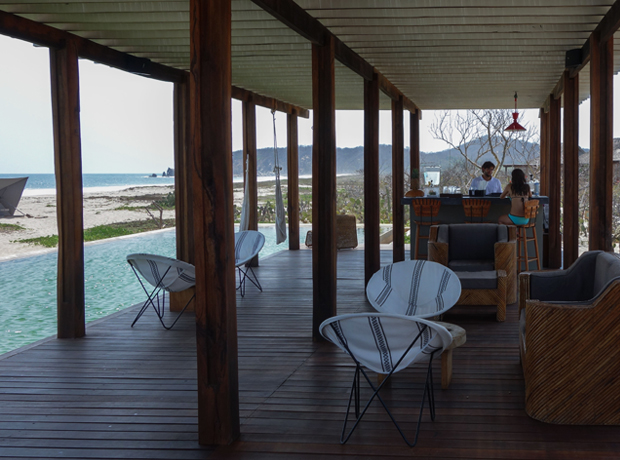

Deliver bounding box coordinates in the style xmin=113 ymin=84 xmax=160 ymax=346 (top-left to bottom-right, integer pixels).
xmin=506 ymin=195 xmax=530 ymax=225
xmin=508 ymin=214 xmax=529 ymax=226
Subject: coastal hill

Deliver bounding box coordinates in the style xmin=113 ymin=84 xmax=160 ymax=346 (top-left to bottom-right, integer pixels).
xmin=232 ymin=136 xmax=599 ymax=178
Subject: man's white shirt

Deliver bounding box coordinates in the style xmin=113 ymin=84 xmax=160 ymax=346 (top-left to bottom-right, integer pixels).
xmin=471 ymin=176 xmax=502 ymax=195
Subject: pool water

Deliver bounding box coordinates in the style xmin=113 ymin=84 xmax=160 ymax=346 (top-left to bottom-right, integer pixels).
xmin=0 ymin=226 xmax=364 ymax=355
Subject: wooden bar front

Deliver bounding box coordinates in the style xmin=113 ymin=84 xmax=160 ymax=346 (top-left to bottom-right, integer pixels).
xmin=402 ymin=196 xmax=548 ymax=268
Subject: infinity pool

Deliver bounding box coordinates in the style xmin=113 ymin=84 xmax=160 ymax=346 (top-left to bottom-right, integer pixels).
xmin=0 ymin=226 xmax=363 ymax=355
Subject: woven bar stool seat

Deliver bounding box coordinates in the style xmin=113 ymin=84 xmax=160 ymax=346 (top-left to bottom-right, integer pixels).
xmin=516 ymin=200 xmax=541 ymax=273
xmin=411 ymin=198 xmax=441 ymax=259
xmin=462 ymin=198 xmax=491 ymax=223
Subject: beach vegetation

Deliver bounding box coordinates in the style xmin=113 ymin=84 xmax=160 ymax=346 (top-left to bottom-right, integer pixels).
xmin=15 ymin=235 xmax=58 ymax=248
xmin=13 ymin=219 xmax=176 ymax=248
xmin=0 ymin=223 xmax=26 ymax=233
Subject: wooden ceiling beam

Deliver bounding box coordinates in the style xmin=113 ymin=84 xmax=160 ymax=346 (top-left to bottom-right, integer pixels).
xmin=251 ymin=0 xmax=418 ymax=113
xmin=0 ymin=9 xmax=186 ymax=83
xmin=232 ymin=86 xmax=310 ymax=118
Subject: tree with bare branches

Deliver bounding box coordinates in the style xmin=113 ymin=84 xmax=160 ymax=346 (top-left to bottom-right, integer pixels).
xmin=430 ymin=109 xmax=540 ymax=187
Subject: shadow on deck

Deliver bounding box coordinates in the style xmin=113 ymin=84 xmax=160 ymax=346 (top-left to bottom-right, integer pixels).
xmin=0 ymin=249 xmax=618 ymax=459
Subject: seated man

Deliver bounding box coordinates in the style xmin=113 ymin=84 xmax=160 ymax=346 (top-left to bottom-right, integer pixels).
xmin=470 ymin=161 xmax=502 ymax=196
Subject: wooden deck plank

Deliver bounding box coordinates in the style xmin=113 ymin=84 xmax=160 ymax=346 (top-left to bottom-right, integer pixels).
xmin=0 ymin=248 xmax=619 ymax=459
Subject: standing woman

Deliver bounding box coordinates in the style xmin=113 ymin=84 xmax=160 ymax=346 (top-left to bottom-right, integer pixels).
xmin=498 ymin=169 xmax=532 ymax=225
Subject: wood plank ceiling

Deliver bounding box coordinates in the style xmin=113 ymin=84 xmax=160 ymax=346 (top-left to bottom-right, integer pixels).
xmin=1 ymin=0 xmax=619 ymax=110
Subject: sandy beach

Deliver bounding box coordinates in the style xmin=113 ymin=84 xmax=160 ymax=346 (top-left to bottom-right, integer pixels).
xmin=0 ymin=185 xmax=179 ymax=260
xmin=0 ymin=179 xmax=294 ymax=261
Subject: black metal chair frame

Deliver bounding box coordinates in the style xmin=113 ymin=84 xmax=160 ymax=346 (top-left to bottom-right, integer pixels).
xmin=338 ymin=325 xmax=438 ymax=447
xmin=130 ymin=264 xmax=195 ymax=330
xmin=236 ymin=264 xmax=262 ymax=297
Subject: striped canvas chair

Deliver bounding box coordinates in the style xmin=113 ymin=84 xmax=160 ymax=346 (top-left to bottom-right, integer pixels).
xmin=320 ymin=313 xmax=452 ymax=446
xmin=366 ymin=260 xmax=461 ymax=318
xmin=126 ymin=253 xmax=196 ymax=330
xmin=235 ymin=230 xmax=266 ymax=297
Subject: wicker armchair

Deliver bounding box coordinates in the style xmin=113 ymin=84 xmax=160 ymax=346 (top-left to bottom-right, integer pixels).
xmin=519 ymin=250 xmax=620 ymax=425
xmin=428 ymin=224 xmax=517 ymax=315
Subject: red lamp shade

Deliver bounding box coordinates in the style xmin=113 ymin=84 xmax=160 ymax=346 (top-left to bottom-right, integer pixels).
xmin=505 ymin=112 xmax=526 ymax=131
xmin=505 ymin=92 xmax=526 ymax=132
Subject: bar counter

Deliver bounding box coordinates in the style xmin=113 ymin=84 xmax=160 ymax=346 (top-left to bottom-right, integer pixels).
xmin=402 ymin=195 xmax=549 ymax=266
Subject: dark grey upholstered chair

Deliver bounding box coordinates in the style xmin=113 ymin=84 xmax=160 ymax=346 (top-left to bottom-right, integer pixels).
xmin=519 ymin=250 xmax=620 ymax=425
xmin=428 ymin=224 xmax=517 ymax=321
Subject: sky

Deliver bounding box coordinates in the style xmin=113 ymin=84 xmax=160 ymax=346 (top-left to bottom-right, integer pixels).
xmin=0 ymin=33 xmax=609 ymax=174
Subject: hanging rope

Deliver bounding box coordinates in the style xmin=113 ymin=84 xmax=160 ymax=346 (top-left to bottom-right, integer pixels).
xmin=272 ymin=110 xmax=287 ymax=244
xmin=238 ymin=157 xmax=251 ymax=232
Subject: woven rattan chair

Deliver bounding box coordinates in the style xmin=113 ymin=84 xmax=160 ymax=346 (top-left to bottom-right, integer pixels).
xmin=462 ymin=198 xmax=491 ymax=223
xmin=428 ymin=223 xmax=517 ymax=320
xmin=411 ymin=198 xmax=441 ymax=259
xmin=127 ymin=253 xmax=196 ymax=330
xmin=519 ymin=250 xmax=620 ymax=425
xmin=516 ymin=199 xmax=541 ymax=272
xmin=320 ymin=313 xmax=452 ymax=446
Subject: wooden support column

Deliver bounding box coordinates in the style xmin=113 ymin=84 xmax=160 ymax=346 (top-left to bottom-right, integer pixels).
xmin=287 ymin=110 xmax=300 ymax=250
xmin=312 ymin=34 xmax=337 ymax=341
xmin=548 ymin=94 xmax=562 ymax=269
xmin=50 ymin=39 xmax=85 ymax=339
xmin=189 ymin=0 xmax=239 ymax=445
xmin=539 ymin=108 xmax=550 ymax=197
xmin=589 ymin=32 xmax=614 ymax=252
xmin=392 ymin=96 xmax=405 ymax=262
xmin=171 ymin=78 xmax=195 ymax=312
xmin=242 ymin=98 xmax=259 ymax=266
xmin=364 ymin=73 xmax=380 ymax=286
xmin=563 ymin=71 xmax=580 ymax=267
xmin=410 ymin=110 xmax=420 ymax=191
xmin=242 ymin=98 xmax=258 ymax=232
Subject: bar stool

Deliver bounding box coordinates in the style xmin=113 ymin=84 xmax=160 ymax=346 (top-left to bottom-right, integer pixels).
xmin=411 ymin=198 xmax=441 ymax=259
xmin=516 ymin=199 xmax=541 ymax=272
xmin=462 ymin=198 xmax=491 ymax=223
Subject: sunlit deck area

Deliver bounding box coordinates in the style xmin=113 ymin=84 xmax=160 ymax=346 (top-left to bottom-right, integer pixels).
xmin=1 ymin=248 xmax=619 ymax=459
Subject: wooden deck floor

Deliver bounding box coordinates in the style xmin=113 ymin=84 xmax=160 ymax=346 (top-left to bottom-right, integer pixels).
xmin=1 ymin=249 xmax=619 ymax=459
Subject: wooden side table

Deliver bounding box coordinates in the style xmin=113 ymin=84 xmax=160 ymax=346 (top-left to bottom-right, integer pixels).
xmin=433 ymin=321 xmax=466 ymax=389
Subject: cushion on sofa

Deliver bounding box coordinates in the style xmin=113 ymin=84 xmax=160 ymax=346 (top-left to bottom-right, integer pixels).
xmin=456 ymin=270 xmax=498 ymax=290
xmin=448 ymin=224 xmax=503 ymax=261
xmin=449 ymin=259 xmax=495 ymax=272
xmin=593 ymin=252 xmax=620 ymax=298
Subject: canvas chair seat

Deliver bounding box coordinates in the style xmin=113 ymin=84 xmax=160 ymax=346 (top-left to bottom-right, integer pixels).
xmin=127 ymin=253 xmax=196 ymax=330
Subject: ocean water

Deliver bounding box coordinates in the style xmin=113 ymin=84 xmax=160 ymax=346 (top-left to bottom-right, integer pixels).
xmin=2 ymin=173 xmax=176 ymax=196
xmin=0 ymin=225 xmax=362 ymax=355
xmin=4 ymin=173 xmax=298 ymax=197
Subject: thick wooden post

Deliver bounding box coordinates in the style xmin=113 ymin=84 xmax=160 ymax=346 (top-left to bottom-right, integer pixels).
xmin=50 ymin=40 xmax=85 ymax=339
xmin=539 ymin=107 xmax=550 ymax=197
xmin=242 ymin=98 xmax=259 ymax=266
xmin=548 ymin=94 xmax=562 ymax=269
xmin=563 ymin=71 xmax=579 ymax=267
xmin=171 ymin=78 xmax=195 ymax=312
xmin=312 ymin=34 xmax=337 ymax=341
xmin=410 ymin=110 xmax=420 ymax=191
xmin=189 ymin=0 xmax=239 ymax=445
xmin=287 ymin=110 xmax=300 ymax=250
xmin=392 ymin=96 xmax=405 ymax=262
xmin=364 ymin=73 xmax=380 ymax=286
xmin=589 ymin=32 xmax=614 ymax=252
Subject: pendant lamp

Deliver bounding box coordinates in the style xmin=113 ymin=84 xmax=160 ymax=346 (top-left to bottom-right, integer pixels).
xmin=505 ymin=92 xmax=526 ymax=132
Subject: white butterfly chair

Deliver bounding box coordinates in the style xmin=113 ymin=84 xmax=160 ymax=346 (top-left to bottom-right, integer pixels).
xmin=235 ymin=230 xmax=265 ymax=297
xmin=127 ymin=253 xmax=196 ymax=330
xmin=366 ymin=260 xmax=461 ymax=318
xmin=320 ymin=313 xmax=452 ymax=446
